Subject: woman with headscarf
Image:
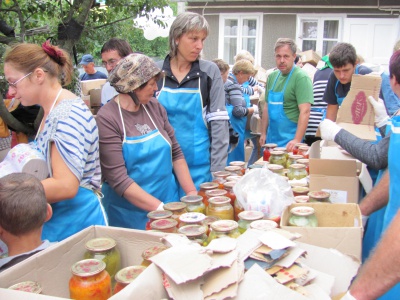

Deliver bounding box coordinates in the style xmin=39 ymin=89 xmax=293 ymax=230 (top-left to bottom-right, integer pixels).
xmin=96 ymin=54 xmax=197 ymax=230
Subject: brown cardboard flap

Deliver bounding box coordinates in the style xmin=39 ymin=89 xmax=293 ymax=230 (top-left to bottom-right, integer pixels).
xmin=309 ymin=158 xmax=357 ymax=177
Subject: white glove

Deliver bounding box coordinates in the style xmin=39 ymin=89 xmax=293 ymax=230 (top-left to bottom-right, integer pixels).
xmin=341 ymin=291 xmax=357 ymax=300
xmin=362 ymin=215 xmax=369 ymax=227
xmin=157 ymin=202 xmax=165 ymax=210
xmin=368 ymin=96 xmax=389 ymax=128
xmin=252 ymin=104 xmax=259 ymax=114
xmin=319 ymin=119 xmax=342 ymax=141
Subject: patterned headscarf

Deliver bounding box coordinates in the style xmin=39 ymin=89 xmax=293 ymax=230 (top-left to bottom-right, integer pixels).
xmin=109 ymin=53 xmax=161 ymax=93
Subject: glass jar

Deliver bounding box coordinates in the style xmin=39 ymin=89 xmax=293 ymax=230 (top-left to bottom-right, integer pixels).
xmin=207 ymin=220 xmax=241 ymax=244
xmin=288 ymin=206 xmax=318 ymax=227
xmin=180 ymin=195 xmax=206 ymax=214
xmin=179 ymin=212 xmax=206 ymax=227
xmin=287 ymin=163 xmax=308 ymax=180
xmin=233 ymin=198 xmax=245 ymax=221
xmin=163 ymin=202 xmax=187 ymax=222
xmin=207 ymin=196 xmax=234 ymax=220
xmin=226 ymin=175 xmax=242 ymax=182
xmin=224 ymin=165 xmax=242 ymax=176
xmin=84 ymin=237 xmax=121 ymax=282
xmin=198 ymin=182 xmax=219 ymax=206
xmin=293 ymin=143 xmax=308 ymax=155
xmin=8 ymin=281 xmax=42 ymax=294
xmin=146 ymin=210 xmax=173 ymax=230
xmin=205 ymin=189 xmax=228 ymax=207
xmin=229 ymin=161 xmax=246 ymax=175
xmin=141 ymin=245 xmax=168 ymax=267
xmin=298 ymin=145 xmax=310 ymax=158
xmin=291 ymin=186 xmax=310 ymax=197
xmin=69 ymin=259 xmax=112 ymax=300
xmin=113 ymin=266 xmax=146 ymax=294
xmin=203 ymin=215 xmax=221 ymax=236
xmin=297 ymin=158 xmax=309 ymax=174
xmin=308 ymin=191 xmax=331 ymax=203
xmin=263 ymin=143 xmax=278 ymax=162
xmin=150 ymin=218 xmax=178 ymax=233
xmin=286 ymin=154 xmax=304 ymax=169
xmin=250 ymin=219 xmax=278 ymax=231
xmin=178 ymin=225 xmax=208 ymax=246
xmin=212 ymin=171 xmax=232 ymax=189
xmin=269 ymin=150 xmax=287 ymax=167
xmin=237 ymin=211 xmax=264 ymax=233
xmin=223 ymin=181 xmax=236 ymax=206
xmin=267 ymin=164 xmax=284 ymax=176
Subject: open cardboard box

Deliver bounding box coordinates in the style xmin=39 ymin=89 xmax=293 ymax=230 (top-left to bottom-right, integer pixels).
xmin=299 ymin=50 xmax=321 ymax=67
xmin=80 ymin=79 xmax=106 ymax=96
xmin=0 ymin=226 xmax=166 ymax=299
xmin=280 ymin=202 xmax=363 ymax=260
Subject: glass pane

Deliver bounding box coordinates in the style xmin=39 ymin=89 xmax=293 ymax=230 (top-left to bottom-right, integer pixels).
xmin=302 ymin=40 xmax=316 ymax=52
xmin=302 ymin=21 xmax=318 ymax=39
xmin=224 ymin=37 xmax=237 ymax=65
xmin=324 ymin=20 xmax=339 ymax=39
xmin=224 ymin=19 xmax=238 ymax=36
xmin=242 ymin=37 xmax=256 ymax=57
xmin=323 ymin=41 xmax=337 ymax=55
xmin=242 ymin=19 xmax=257 ymax=36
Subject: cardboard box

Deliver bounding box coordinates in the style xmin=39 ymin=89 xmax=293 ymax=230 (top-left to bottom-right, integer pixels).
xmin=0 ymin=226 xmax=166 ymax=299
xmin=280 ymin=202 xmax=363 ymax=259
xmin=89 ymin=88 xmax=102 ymax=107
xmin=80 ymin=79 xmax=106 ymax=96
xmin=300 ymin=50 xmax=321 ymax=67
xmin=336 ymin=73 xmax=382 ymax=141
xmin=301 ymin=63 xmax=317 ymax=82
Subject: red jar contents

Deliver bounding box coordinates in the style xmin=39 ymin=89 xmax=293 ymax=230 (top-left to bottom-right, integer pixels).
xmin=149 ymin=218 xmax=178 ymax=233
xmin=293 ymin=143 xmax=307 ymax=155
xmin=298 ymin=145 xmax=310 ymax=159
xmin=198 ymin=182 xmax=219 ymax=206
xmin=146 ymin=210 xmax=173 ymax=230
xmin=263 ymin=143 xmax=277 ymax=161
xmin=212 ymin=171 xmax=232 ymax=189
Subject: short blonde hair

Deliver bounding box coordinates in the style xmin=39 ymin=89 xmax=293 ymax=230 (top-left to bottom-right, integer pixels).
xmin=232 ymin=59 xmax=255 ymax=75
xmin=234 ymin=50 xmax=255 ymax=65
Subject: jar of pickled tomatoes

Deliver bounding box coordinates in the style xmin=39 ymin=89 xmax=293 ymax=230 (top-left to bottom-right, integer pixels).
xmin=212 ymin=171 xmax=232 ymax=189
xmin=293 ymin=143 xmax=308 ymax=155
xmin=263 ymin=143 xmax=277 ymax=161
xmin=229 ymin=161 xmax=246 ymax=175
xmin=298 ymin=145 xmax=310 ymax=158
xmin=150 ymin=218 xmax=178 ymax=233
xmin=198 ymin=182 xmax=219 ymax=206
xmin=146 ymin=210 xmax=173 ymax=230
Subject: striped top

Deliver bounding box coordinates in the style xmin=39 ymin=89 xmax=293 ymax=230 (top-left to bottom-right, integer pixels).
xmin=35 ymin=98 xmax=101 ymax=189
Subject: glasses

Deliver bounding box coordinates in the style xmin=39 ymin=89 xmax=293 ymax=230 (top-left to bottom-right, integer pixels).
xmin=8 ymin=72 xmax=32 ymax=89
xmin=102 ymin=59 xmax=118 ymax=68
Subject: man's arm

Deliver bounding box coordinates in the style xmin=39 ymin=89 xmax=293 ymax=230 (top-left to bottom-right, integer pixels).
xmin=349 ymin=209 xmax=400 ymax=299
xmin=326 ymin=104 xmax=339 ymax=121
xmin=286 ymin=102 xmax=310 ymax=152
xmin=259 ymin=101 xmax=269 ymax=146
xmin=359 ymin=171 xmax=390 ymax=216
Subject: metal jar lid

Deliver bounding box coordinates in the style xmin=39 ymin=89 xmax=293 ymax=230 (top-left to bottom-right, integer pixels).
xmin=263 ymin=143 xmax=278 ymax=148
xmin=267 ymin=164 xmax=284 ymax=171
xmin=211 ymin=220 xmax=238 ymax=232
xmin=226 ymin=175 xmax=242 ymax=182
xmin=150 ymin=218 xmax=178 ymax=230
xmin=163 ymin=202 xmax=187 ymax=212
xmin=229 ymin=161 xmax=246 ymax=167
xmin=208 ymin=196 xmax=231 ymax=206
xmin=224 ymin=165 xmax=242 ymax=172
xmin=85 ymin=237 xmax=116 ymax=252
xmin=203 ymin=215 xmax=221 ymax=226
xmin=289 ymin=163 xmax=306 ymax=170
xmin=179 ymin=212 xmax=206 ymax=224
xmin=178 ymin=224 xmax=207 ymax=237
xmin=270 ymin=150 xmax=285 ymax=156
xmin=213 ymin=171 xmax=232 ymax=178
xmin=71 ymin=259 xmax=106 ymax=277
xmin=223 ymin=181 xmax=236 ymax=189
xmin=308 ymin=191 xmax=331 ymax=199
xmin=147 ymin=210 xmax=173 ymax=220
xmin=115 ymin=266 xmax=146 ymax=284
xmin=250 ymin=220 xmax=278 ymax=231
xmin=290 ymin=206 xmax=315 ymax=217
xmin=8 ymin=281 xmax=42 ymax=294
xmin=142 ymin=245 xmax=168 ymax=260
xmin=199 ymin=182 xmax=219 ymax=190
xmin=205 ymin=189 xmax=227 ymax=197
xmin=180 ymin=195 xmax=203 ymax=204
xmin=238 ymin=210 xmax=264 ymax=221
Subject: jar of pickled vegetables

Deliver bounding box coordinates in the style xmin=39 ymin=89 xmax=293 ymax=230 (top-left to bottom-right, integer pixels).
xmin=180 ymin=195 xmax=206 ymax=214
xmin=286 ymin=154 xmax=304 ymax=168
xmin=237 ymin=211 xmax=264 ymax=233
xmin=224 ymin=165 xmax=242 ymax=176
xmin=163 ymin=202 xmax=187 ymax=222
xmin=287 ymin=163 xmax=308 ymax=180
xmin=207 ymin=196 xmax=234 ymax=220
xmin=179 ymin=212 xmax=206 ymax=227
xmin=84 ymin=237 xmax=121 ymax=282
xmin=269 ymin=150 xmax=287 ymax=167
xmin=205 ymin=189 xmax=228 ymax=207
xmin=267 ymin=164 xmax=284 ymax=176
xmin=297 ymin=158 xmax=309 ymax=174
xmin=178 ymin=225 xmax=208 ymax=246
xmin=298 ymin=145 xmax=310 ymax=158
xmin=8 ymin=281 xmax=42 ymax=294
xmin=198 ymin=182 xmax=219 ymax=206
xmin=293 ymin=143 xmax=307 ymax=155
xmin=233 ymin=198 xmax=245 ymax=221
xmin=263 ymin=143 xmax=277 ymax=161
xmin=291 ymin=186 xmax=310 ymax=197
xmin=249 ymin=219 xmax=278 ymax=231
xmin=207 ymin=220 xmax=241 ymax=244
xmin=150 ymin=218 xmax=178 ymax=233
xmin=226 ymin=175 xmax=242 ymax=182
xmin=69 ymin=259 xmax=112 ymax=300
xmin=308 ymin=191 xmax=331 ymax=203
xmin=223 ymin=181 xmax=236 ymax=206
xmin=212 ymin=171 xmax=232 ymax=189
xmin=229 ymin=161 xmax=246 ymax=175
xmin=146 ymin=210 xmax=173 ymax=230
xmin=288 ymin=206 xmax=318 ymax=227
xmin=113 ymin=266 xmax=146 ymax=294
xmin=141 ymin=245 xmax=168 ymax=267
xmin=203 ymin=215 xmax=221 ymax=236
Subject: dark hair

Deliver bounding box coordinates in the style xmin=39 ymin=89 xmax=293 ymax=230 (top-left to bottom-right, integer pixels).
xmin=329 ymin=43 xmax=357 ymax=68
xmin=294 ymin=54 xmax=301 ymax=64
xmin=389 ymin=50 xmax=400 ymax=85
xmin=101 ymin=38 xmax=133 ymax=58
xmin=0 ymin=173 xmax=47 ymax=236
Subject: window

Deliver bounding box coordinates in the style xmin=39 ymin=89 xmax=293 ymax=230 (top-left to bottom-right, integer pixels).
xmin=219 ymin=14 xmax=262 ymax=65
xmin=296 ymin=15 xmax=343 ymax=56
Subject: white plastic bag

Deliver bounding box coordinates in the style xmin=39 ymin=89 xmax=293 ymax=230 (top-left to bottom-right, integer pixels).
xmin=233 ymin=168 xmax=295 ymax=218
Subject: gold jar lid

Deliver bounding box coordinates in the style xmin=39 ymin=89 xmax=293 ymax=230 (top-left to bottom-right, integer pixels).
xmin=205 ymin=189 xmax=227 ymax=197
xmin=199 ymin=182 xmax=219 ymax=190
xmin=85 ymin=237 xmax=116 ymax=252
xmin=71 ymin=259 xmax=106 ymax=277
xmin=163 ymin=202 xmax=187 ymax=212
xmin=178 ymin=224 xmax=207 ymax=237
xmin=208 ymin=196 xmax=231 ymax=206
xmin=180 ymin=195 xmax=203 ymax=204
xmin=238 ymin=210 xmax=264 ymax=221
xmin=229 ymin=161 xmax=246 ymax=167
xmin=179 ymin=212 xmax=206 ymax=224
xmin=290 ymin=206 xmax=315 ymax=217
xmin=8 ymin=281 xmax=42 ymax=294
xmin=211 ymin=220 xmax=238 ymax=232
xmin=147 ymin=210 xmax=173 ymax=220
xmin=150 ymin=218 xmax=178 ymax=230
xmin=115 ymin=266 xmax=146 ymax=284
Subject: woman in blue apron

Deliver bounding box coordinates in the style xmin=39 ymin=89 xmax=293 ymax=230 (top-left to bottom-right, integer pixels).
xmin=97 ymin=54 xmax=196 ymax=230
xmin=4 ymin=41 xmax=107 ymax=243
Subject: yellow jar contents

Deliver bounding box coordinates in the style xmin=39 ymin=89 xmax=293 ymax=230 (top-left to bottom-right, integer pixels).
xmin=207 ymin=220 xmax=241 ymax=244
xmin=180 ymin=195 xmax=206 ymax=214
xmin=179 ymin=212 xmax=206 ymax=227
xmin=269 ymin=150 xmax=287 ymax=168
xmin=83 ymin=237 xmax=121 ymax=283
xmin=207 ymin=196 xmax=234 ymax=220
xmin=178 ymin=225 xmax=208 ymax=246
xmin=287 ymin=163 xmax=308 ymax=180
xmin=69 ymin=259 xmax=112 ymax=300
xmin=288 ymin=206 xmax=318 ymax=227
xmin=205 ymin=189 xmax=228 ymax=208
xmin=141 ymin=245 xmax=168 ymax=267
xmin=237 ymin=211 xmax=264 ymax=233
xmin=113 ymin=266 xmax=146 ymax=294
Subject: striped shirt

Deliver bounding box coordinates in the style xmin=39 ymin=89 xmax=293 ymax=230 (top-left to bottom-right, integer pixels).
xmin=35 ymin=98 xmax=101 ymax=189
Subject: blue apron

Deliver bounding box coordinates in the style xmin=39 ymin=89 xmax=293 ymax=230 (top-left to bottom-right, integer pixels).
xmin=42 ymin=187 xmax=107 ymax=242
xmin=102 ymin=102 xmax=178 ymax=230
xmin=377 ymin=115 xmax=400 ymax=299
xmin=158 ymin=77 xmax=212 ymax=196
xmin=266 ymin=66 xmax=298 ymax=147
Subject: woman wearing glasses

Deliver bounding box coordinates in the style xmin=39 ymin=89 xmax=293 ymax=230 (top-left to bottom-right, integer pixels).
xmin=3 ymin=41 xmax=107 ymax=242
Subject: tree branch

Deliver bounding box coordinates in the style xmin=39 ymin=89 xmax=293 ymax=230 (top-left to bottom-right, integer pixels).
xmin=92 ymin=16 xmax=133 ymax=29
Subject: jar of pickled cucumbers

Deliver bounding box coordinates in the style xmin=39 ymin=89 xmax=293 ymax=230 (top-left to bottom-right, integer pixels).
xmin=146 ymin=210 xmax=173 ymax=230
xmin=198 ymin=182 xmax=219 ymax=206
xmin=237 ymin=211 xmax=264 ymax=233
xmin=288 ymin=206 xmax=318 ymax=227
xmin=267 ymin=164 xmax=284 ymax=176
xmin=269 ymin=150 xmax=287 ymax=168
xmin=229 ymin=161 xmax=246 ymax=175
xmin=207 ymin=220 xmax=241 ymax=244
xmin=297 ymin=158 xmax=309 ymax=174
xmin=150 ymin=218 xmax=178 ymax=233
xmin=180 ymin=195 xmax=206 ymax=214
xmin=212 ymin=171 xmax=232 ymax=189
xmin=113 ymin=266 xmax=146 ymax=294
xmin=178 ymin=225 xmax=208 ymax=246
xmin=179 ymin=212 xmax=206 ymax=227
xmin=207 ymin=196 xmax=234 ymax=220
xmin=205 ymin=189 xmax=228 ymax=207
xmin=286 ymin=154 xmax=304 ymax=168
xmin=287 ymin=163 xmax=308 ymax=180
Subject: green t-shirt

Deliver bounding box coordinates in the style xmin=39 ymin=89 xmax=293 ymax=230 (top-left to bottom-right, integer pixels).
xmin=265 ymin=67 xmax=313 ymax=122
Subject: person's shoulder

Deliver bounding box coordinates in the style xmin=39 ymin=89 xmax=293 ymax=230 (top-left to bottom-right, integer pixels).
xmin=199 ymin=59 xmax=219 ymax=74
xmin=96 ymin=71 xmax=108 ymax=79
xmin=358 ymin=65 xmax=373 ymax=75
